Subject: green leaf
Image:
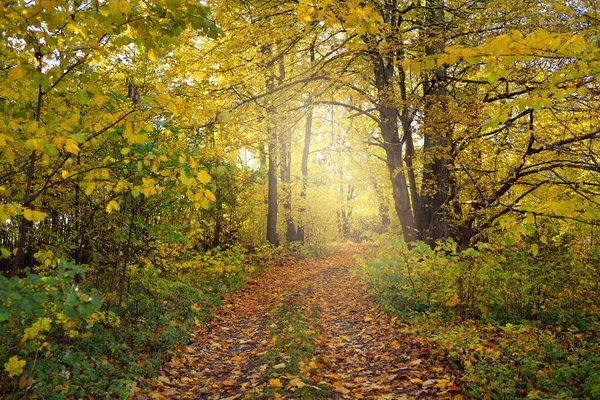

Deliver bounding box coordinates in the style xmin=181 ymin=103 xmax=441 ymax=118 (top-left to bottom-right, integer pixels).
xmin=89 ymin=294 xmax=102 ymax=308
xmin=66 ymin=292 xmax=79 ymax=306
xmin=0 ymin=308 xmax=10 ymax=322
xmin=32 ymin=292 xmax=48 ymax=304
xmin=0 ymin=247 xmax=10 ymax=259
xmin=68 ymin=133 xmax=85 ymax=144
xmin=77 ymin=302 xmax=96 ymax=319
xmin=44 ymin=142 xmax=59 ymax=157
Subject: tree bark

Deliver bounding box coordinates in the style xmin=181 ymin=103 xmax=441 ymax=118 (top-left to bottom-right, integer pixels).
xmin=420 ymin=0 xmax=450 ymax=244
xmin=297 ymin=102 xmax=312 ymax=243
xmin=266 ymin=123 xmax=279 ymax=246
xmin=370 ymin=47 xmax=418 ymax=242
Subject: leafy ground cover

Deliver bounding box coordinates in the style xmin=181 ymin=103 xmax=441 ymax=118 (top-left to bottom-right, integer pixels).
xmin=138 ymin=246 xmax=460 ymax=399
xmin=357 ymin=238 xmax=600 ymax=399
xmin=0 ymin=245 xmax=278 ymax=399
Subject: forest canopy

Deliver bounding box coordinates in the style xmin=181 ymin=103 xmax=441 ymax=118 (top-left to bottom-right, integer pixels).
xmin=1 ymin=0 xmax=599 ymax=398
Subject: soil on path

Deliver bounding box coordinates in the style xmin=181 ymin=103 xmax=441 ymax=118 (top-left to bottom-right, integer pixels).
xmin=141 ymin=247 xmax=460 ymax=399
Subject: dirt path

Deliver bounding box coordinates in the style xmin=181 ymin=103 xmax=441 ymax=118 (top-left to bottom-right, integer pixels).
xmin=141 ymin=249 xmax=460 ymax=399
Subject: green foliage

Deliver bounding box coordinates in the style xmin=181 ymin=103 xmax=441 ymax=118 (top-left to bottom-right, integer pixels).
xmin=410 ymin=314 xmax=600 ymax=400
xmin=0 ymin=246 xmax=272 ymax=398
xmin=357 ymin=233 xmax=600 ymax=324
xmin=358 ymin=234 xmax=600 ymax=398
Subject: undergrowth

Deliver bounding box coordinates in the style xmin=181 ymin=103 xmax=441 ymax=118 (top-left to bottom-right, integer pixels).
xmin=357 ymin=235 xmax=600 ymax=399
xmin=0 ymin=244 xmax=281 ymax=399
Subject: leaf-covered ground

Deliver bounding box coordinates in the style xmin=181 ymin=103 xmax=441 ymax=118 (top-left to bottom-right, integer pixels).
xmin=138 ymin=248 xmax=462 ymax=399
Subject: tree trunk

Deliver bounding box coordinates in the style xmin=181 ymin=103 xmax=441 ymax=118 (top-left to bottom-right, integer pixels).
xmin=297 ymin=102 xmax=312 ymax=243
xmin=266 ymin=126 xmax=279 ymax=246
xmin=371 ymin=49 xmax=418 ymax=242
xmin=420 ymin=0 xmax=450 ymax=244
xmin=280 ymin=131 xmax=297 ymax=243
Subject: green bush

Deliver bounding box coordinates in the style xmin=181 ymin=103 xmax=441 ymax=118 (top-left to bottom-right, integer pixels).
xmin=1 ymin=244 xmax=273 ymax=398
xmin=357 ymin=234 xmax=600 ymax=399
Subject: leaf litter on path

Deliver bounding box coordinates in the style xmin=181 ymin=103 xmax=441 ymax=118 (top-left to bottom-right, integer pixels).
xmin=138 ymin=247 xmax=462 ymax=399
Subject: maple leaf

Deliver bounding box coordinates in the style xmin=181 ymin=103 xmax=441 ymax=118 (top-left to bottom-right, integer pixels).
xmin=268 ymin=378 xmax=283 ymax=388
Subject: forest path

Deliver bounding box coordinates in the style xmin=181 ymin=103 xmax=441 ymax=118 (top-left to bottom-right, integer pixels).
xmin=141 ymin=246 xmax=460 ymax=399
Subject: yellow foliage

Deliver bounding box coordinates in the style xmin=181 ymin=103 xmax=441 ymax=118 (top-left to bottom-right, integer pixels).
xmin=4 ymin=356 xmax=26 ymax=378
xmin=22 ymin=317 xmax=52 ymax=342
xmin=106 ymin=200 xmax=120 ymax=213
xmin=64 ymin=138 xmax=80 ymax=155
xmin=22 ymin=208 xmax=47 ymax=222
xmin=196 ymin=170 xmax=211 ymax=184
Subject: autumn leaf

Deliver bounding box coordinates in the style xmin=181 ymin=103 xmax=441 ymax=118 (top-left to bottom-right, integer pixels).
xmin=64 ymin=138 xmax=80 ymax=155
xmin=197 ymin=170 xmax=211 ymax=184
xmin=8 ymin=66 xmax=26 ymax=81
xmin=22 ymin=209 xmax=47 ymax=222
xmin=106 ymin=200 xmax=120 ymax=213
xmin=269 ymin=378 xmax=283 ymax=388
xmin=288 ymin=377 xmax=307 ymax=388
xmin=4 ymin=356 xmax=26 ymax=378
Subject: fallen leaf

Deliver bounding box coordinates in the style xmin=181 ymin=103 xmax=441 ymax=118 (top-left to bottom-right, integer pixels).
xmin=334 ymin=386 xmax=351 ymax=395
xmin=288 ymin=377 xmax=307 ymax=388
xmin=269 ymin=378 xmax=283 ymax=388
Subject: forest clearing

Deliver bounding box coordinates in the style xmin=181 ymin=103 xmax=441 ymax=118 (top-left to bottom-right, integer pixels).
xmin=1 ymin=0 xmax=600 ymax=398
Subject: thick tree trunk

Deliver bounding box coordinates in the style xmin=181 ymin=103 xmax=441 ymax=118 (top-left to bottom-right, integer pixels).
xmin=297 ymin=103 xmax=312 ymax=243
xmin=280 ymin=134 xmax=297 ymax=243
xmin=372 ymin=53 xmax=418 ymax=242
xmin=363 ymin=2 xmax=418 ymax=243
xmin=420 ymin=0 xmax=450 ymax=244
xmin=266 ymin=129 xmax=279 ymax=246
xmin=264 ymin=48 xmax=280 ymax=246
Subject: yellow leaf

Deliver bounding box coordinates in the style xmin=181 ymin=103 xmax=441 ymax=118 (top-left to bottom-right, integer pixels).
xmin=205 ymin=190 xmax=216 ymax=202
xmin=64 ymin=138 xmax=80 ymax=154
xmin=148 ymin=49 xmax=157 ymax=62
xmin=24 ymin=139 xmax=46 ymax=151
xmin=121 ymin=147 xmax=130 ymax=155
xmin=22 ymin=209 xmax=47 ymax=222
xmin=52 ymin=137 xmax=66 ymax=149
xmin=8 ymin=66 xmax=25 ymax=81
xmin=94 ymin=95 xmax=108 ymax=106
xmin=197 ymin=170 xmax=211 ymax=184
xmin=269 ymin=378 xmax=282 ymax=388
xmin=530 ymin=243 xmax=539 ymax=257
xmin=0 ymin=134 xmax=13 ymax=148
xmin=217 ymin=110 xmax=231 ymax=123
xmin=26 ymin=121 xmax=38 ymax=133
xmin=4 ymin=356 xmax=26 ymax=378
xmin=288 ymin=377 xmax=307 ymax=388
xmin=445 ymin=294 xmax=460 ymax=307
xmin=106 ymin=200 xmax=120 ymax=213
